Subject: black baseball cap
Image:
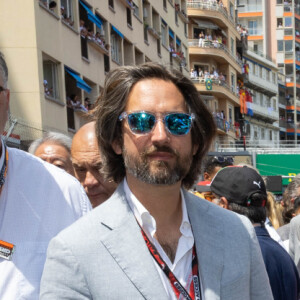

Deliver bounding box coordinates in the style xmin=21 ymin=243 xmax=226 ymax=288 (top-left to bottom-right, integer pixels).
xmin=210 ymin=166 xmax=267 ymax=207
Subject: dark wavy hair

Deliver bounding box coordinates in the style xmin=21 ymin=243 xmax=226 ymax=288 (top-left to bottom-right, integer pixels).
xmin=94 ymin=63 xmax=216 ymax=189
xmin=228 ymin=193 xmax=267 ymax=224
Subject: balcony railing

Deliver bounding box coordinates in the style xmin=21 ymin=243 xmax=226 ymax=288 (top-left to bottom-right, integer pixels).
xmin=238 ymin=4 xmax=263 ymax=13
xmin=247 ymin=46 xmax=276 ymax=64
xmin=190 ymin=76 xmax=239 ymax=98
xmin=248 ymin=28 xmax=263 ymax=36
xmin=187 ymin=0 xmax=236 ymax=27
xmin=188 ymin=39 xmax=243 ymax=67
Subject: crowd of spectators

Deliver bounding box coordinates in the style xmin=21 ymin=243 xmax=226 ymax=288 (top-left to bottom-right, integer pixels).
xmin=169 ymin=43 xmax=187 ymax=67
xmin=198 ymin=31 xmax=226 ymax=48
xmin=67 ymin=94 xmax=90 ymax=112
xmin=80 ymin=20 xmax=109 ymax=51
xmin=190 ymin=67 xmax=226 ymax=84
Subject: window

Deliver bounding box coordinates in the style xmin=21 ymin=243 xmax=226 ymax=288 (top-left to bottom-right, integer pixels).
xmin=43 ymin=59 xmax=60 ymax=100
xmin=266 ymin=96 xmax=271 ymax=108
xmin=253 ymin=44 xmax=258 ymax=52
xmin=248 ymin=20 xmax=257 ymax=35
xmin=252 ymin=91 xmax=257 ymax=104
xmin=228 ymin=105 xmax=233 ymax=124
xmin=229 ymin=2 xmax=234 ymax=18
xmin=231 ymin=73 xmax=235 ymax=93
xmin=133 ymin=3 xmax=140 ymax=18
xmin=111 ymin=32 xmax=122 ymax=64
xmin=261 ymin=128 xmax=265 ymax=139
xmin=61 ymin=0 xmax=74 ymax=26
xmin=285 ymin=17 xmax=292 ymax=27
xmin=260 ymin=93 xmax=264 ymax=106
xmin=163 ymin=0 xmax=167 ymax=10
xmin=40 ymin=0 xmax=59 ymax=14
xmin=230 ymin=38 xmax=234 ymax=54
xmin=104 ymin=54 xmax=110 ymax=73
xmin=127 ymin=7 xmax=132 ymax=26
xmin=273 ymin=98 xmax=277 ymax=110
xmin=277 ymin=40 xmax=284 ymax=51
xmin=285 ymin=40 xmax=293 ymax=52
xmin=157 ymin=39 xmax=161 ymax=55
xmin=277 ymin=18 xmax=283 ymax=27
xmin=272 ymin=72 xmax=276 ymax=83
xmin=161 ymin=20 xmax=167 ymax=47
xmin=269 ymin=130 xmax=273 ymax=140
xmin=108 ymin=0 xmax=114 ymax=9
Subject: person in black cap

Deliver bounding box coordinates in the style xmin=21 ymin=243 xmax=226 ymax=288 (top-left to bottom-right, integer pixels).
xmin=211 ymin=165 xmax=300 ymax=300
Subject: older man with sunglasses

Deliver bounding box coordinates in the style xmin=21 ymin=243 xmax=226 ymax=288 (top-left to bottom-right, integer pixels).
xmin=40 ymin=63 xmax=272 ymax=300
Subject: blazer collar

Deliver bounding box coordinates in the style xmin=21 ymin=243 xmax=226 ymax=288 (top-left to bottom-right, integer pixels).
xmin=99 ymin=182 xmax=168 ymax=300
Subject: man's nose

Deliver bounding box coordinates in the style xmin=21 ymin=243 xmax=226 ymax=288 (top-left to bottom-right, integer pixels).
xmin=84 ymin=171 xmax=98 ymax=188
xmin=151 ymin=119 xmax=170 ymax=144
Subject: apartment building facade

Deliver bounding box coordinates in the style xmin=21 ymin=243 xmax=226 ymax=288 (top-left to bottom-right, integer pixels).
xmin=236 ymin=0 xmax=280 ymax=148
xmin=187 ymin=0 xmax=242 ymax=147
xmin=275 ymin=0 xmax=300 ymax=142
xmin=0 ymin=0 xmax=189 ymax=148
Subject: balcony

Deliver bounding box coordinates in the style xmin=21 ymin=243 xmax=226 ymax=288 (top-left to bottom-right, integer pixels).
xmin=148 ymin=27 xmax=160 ymax=39
xmin=237 ymin=4 xmax=262 ymax=13
xmin=187 ymin=0 xmax=238 ymax=34
xmin=251 ymin=102 xmax=279 ymax=122
xmin=246 ymin=73 xmax=278 ymax=96
xmin=188 ymin=39 xmax=242 ymax=71
xmin=119 ymin=0 xmax=134 ymax=9
xmin=88 ymin=39 xmax=109 ymax=55
xmin=248 ymin=28 xmax=263 ymax=36
xmin=191 ymin=77 xmax=240 ymax=105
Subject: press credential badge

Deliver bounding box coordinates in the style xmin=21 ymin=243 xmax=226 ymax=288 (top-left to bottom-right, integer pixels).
xmin=0 ymin=240 xmax=15 ymax=260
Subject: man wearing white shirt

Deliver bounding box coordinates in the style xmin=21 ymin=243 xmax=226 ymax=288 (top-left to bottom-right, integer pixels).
xmin=0 ymin=52 xmax=91 ymax=300
xmin=40 ymin=63 xmax=272 ymax=299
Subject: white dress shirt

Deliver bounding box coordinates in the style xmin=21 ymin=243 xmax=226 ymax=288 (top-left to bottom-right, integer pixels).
xmin=124 ymin=179 xmax=196 ymax=300
xmin=0 ymin=145 xmax=92 ymax=300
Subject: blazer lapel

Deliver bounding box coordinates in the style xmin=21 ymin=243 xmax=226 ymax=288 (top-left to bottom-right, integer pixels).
xmin=185 ymin=191 xmax=223 ymax=300
xmin=99 ymin=185 xmax=168 ymax=300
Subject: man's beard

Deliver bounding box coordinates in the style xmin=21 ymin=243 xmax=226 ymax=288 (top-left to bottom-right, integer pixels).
xmin=122 ymin=145 xmax=193 ymax=185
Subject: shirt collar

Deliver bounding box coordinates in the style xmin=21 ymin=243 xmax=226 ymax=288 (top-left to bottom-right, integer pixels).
xmin=123 ymin=178 xmax=192 ymax=238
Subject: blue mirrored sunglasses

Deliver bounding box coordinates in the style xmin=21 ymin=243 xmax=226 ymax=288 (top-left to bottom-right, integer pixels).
xmin=119 ymin=111 xmax=195 ymax=136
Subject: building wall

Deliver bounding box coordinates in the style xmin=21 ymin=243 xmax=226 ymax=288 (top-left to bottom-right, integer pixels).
xmin=0 ymin=0 xmax=189 ymax=142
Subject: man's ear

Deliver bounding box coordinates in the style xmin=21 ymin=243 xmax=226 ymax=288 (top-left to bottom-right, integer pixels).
xmin=219 ymin=197 xmax=229 ymax=209
xmin=203 ymin=172 xmax=210 ymax=181
xmin=112 ymin=139 xmax=122 ymax=155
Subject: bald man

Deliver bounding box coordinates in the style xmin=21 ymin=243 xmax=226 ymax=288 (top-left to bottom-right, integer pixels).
xmin=71 ymin=122 xmax=117 ymax=207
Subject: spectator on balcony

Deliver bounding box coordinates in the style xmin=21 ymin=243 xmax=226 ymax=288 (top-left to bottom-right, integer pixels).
xmin=204 ymin=69 xmax=210 ymax=79
xmin=49 ymin=1 xmax=56 ymax=11
xmin=198 ymin=31 xmax=205 ymax=47
xmin=213 ymin=36 xmax=219 ymax=48
xmin=84 ymin=97 xmax=91 ymax=111
xmin=213 ymin=68 xmax=219 ymax=79
xmin=219 ymin=72 xmax=225 ymax=85
xmin=80 ymin=19 xmax=86 ymax=32
xmin=69 ymin=94 xmax=87 ymax=112
xmin=198 ymin=68 xmax=203 ymax=77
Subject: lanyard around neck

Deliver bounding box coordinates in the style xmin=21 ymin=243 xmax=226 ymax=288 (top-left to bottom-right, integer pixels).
xmin=138 ymin=223 xmax=201 ymax=300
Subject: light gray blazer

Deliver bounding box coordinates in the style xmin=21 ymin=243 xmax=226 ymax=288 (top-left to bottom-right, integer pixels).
xmin=40 ymin=182 xmax=273 ymax=300
xmin=289 ymin=214 xmax=300 ymax=273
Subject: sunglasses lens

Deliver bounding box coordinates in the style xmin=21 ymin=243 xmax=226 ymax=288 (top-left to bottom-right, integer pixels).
xmin=127 ymin=112 xmax=155 ymax=134
xmin=165 ymin=113 xmax=192 ymax=135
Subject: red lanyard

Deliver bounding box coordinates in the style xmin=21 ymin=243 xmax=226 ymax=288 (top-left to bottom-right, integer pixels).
xmin=0 ymin=145 xmax=8 ymax=195
xmin=139 ymin=225 xmax=201 ymax=300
